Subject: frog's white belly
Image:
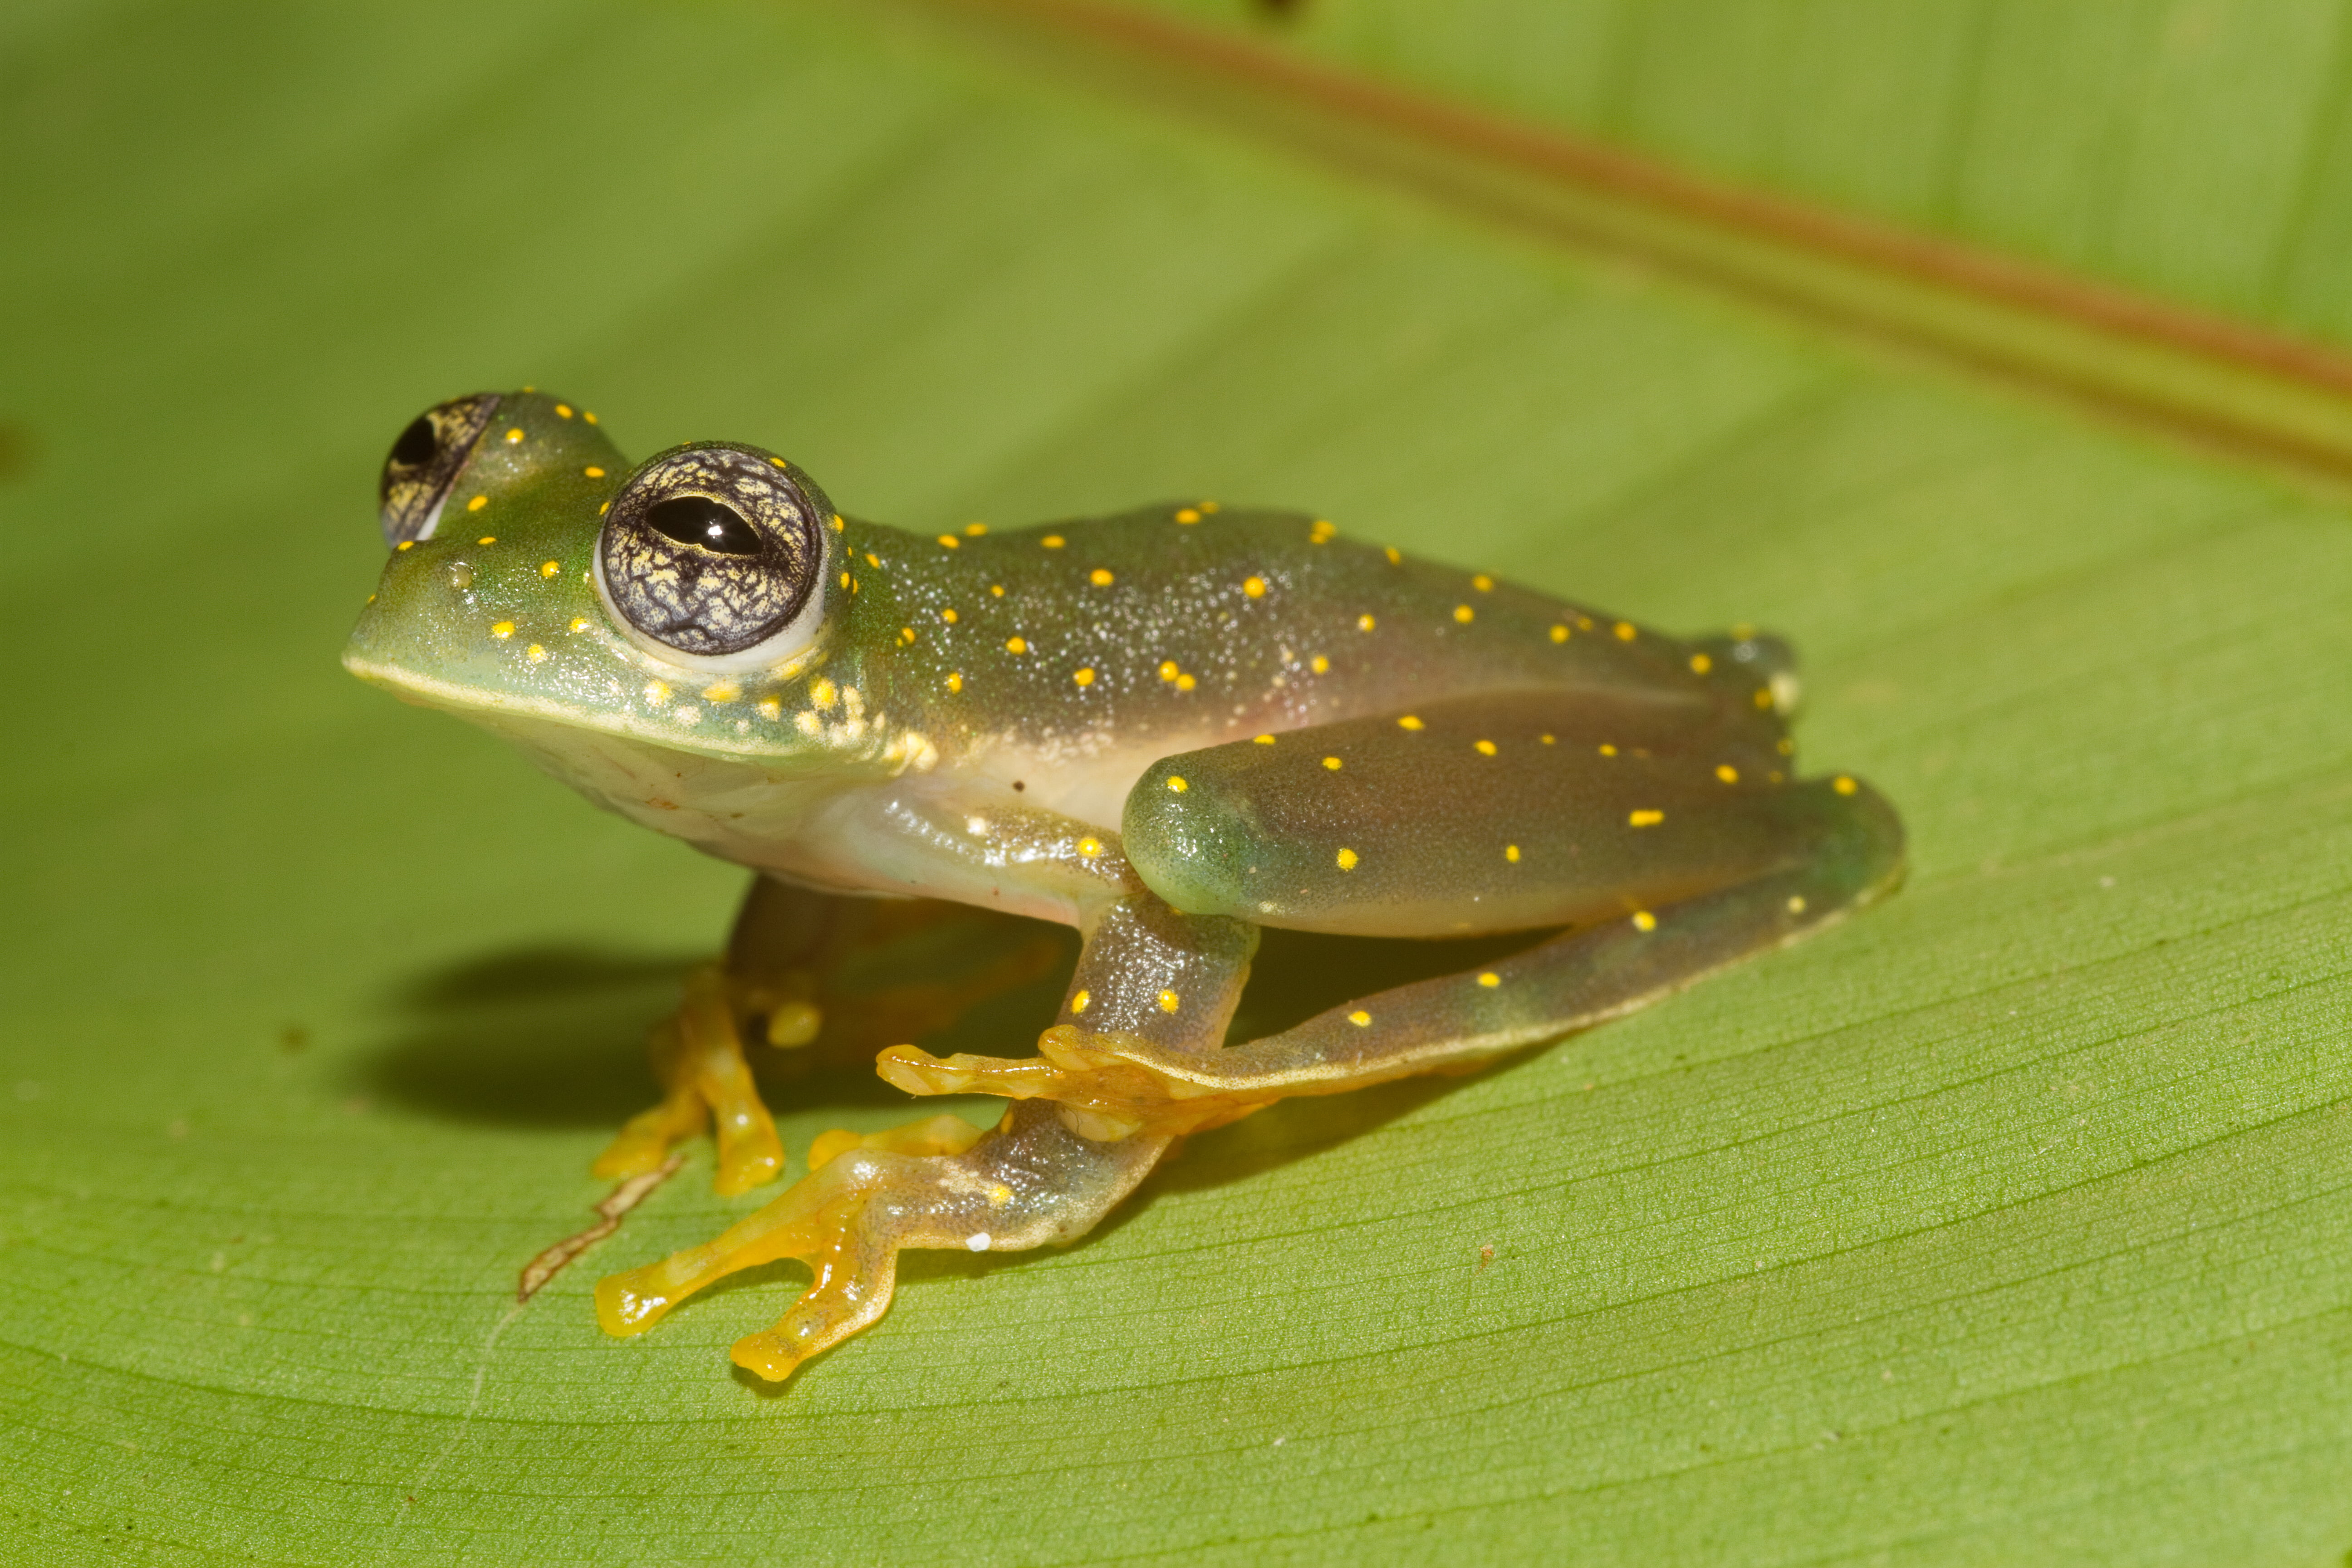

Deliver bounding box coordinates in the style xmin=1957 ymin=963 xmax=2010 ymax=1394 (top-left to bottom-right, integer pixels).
xmin=472 ymin=709 xmax=1203 ymax=922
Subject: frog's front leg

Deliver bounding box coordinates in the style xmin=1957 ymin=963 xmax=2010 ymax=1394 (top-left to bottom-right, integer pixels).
xmin=596 ymin=847 xmax=1256 ymax=1383
xmin=595 ymin=876 xmax=1070 ymax=1196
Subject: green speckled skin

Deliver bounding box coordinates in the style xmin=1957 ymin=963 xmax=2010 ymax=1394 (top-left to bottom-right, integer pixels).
xmin=344 ymin=390 xmax=1905 ymax=1387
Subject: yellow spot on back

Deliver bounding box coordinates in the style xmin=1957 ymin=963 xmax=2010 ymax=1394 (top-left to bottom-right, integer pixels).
xmin=1041 ymin=534 xmax=1066 ymax=549
xmin=831 ymin=514 xmax=844 ymax=531
xmin=1176 ymin=673 xmax=1196 ymax=691
xmin=584 ymin=465 xmax=605 ymax=478
xmin=1550 ymin=624 xmax=1570 ymax=643
xmin=524 ymin=643 xmax=547 ymax=663
xmin=1244 ymin=576 xmax=1266 ymax=598
xmin=504 ymin=427 xmax=524 ymax=444
xmin=1309 ymin=519 xmax=1337 ymax=544
xmin=810 ymin=678 xmax=835 ymax=708
xmin=476 ymin=535 xmax=496 ymax=545
xmin=1478 ymin=971 xmax=1500 ymax=988
xmin=1254 ymin=734 xmax=1276 ymax=745
xmin=396 ymin=541 xmax=413 ymax=551
xmin=1358 ymin=613 xmax=1376 ymax=632
xmin=539 ymin=559 xmax=560 ymax=578
xmin=758 ymin=697 xmax=783 ymax=719
xmin=1834 ymin=775 xmax=1858 ymax=795
xmin=1310 ymin=654 xmax=1329 ymax=674
xmin=1475 ymin=739 xmax=1497 ymax=756
xmin=1089 ymin=568 xmax=1114 ymax=586
xmin=568 ymin=616 xmax=589 ymax=633
xmin=899 ymin=627 xmax=917 ymax=646
xmin=554 ymin=404 xmax=573 ymax=418
xmin=1690 ymin=652 xmax=1713 ymax=674
xmin=1157 ymin=990 xmax=1181 ymax=1013
xmin=1385 ymin=547 xmax=1401 ymax=564
xmin=940 ymin=608 xmax=958 ymax=623
xmin=1398 ymin=715 xmax=1423 ymax=731
xmin=1166 ymin=776 xmax=1188 ymax=792
xmin=1322 ymin=755 xmax=1343 ymax=771
xmin=490 ymin=621 xmax=515 ymax=640
xmin=965 ymin=522 xmax=988 ymax=537
xmin=1005 ymin=637 xmax=1027 ymax=654
xmin=1614 ymin=621 xmax=1636 ymax=641
xmin=583 ymin=411 xmax=598 ymax=425
xmin=840 ymin=572 xmax=852 ymax=589
xmin=1175 ymin=509 xmax=1200 ymax=524
xmin=1335 ymin=847 xmax=1359 ymax=870
xmin=1628 ymin=809 xmax=1664 ymax=827
xmin=865 ymin=553 xmax=880 ymax=568
xmin=1159 ymin=661 xmax=1180 ymax=682
xmin=1540 ymin=734 xmax=1555 ymax=745
xmin=946 ymin=671 xmax=963 ymax=693
xmin=1787 ymin=896 xmax=1808 ymax=914
xmin=1073 ymin=667 xmax=1095 ymax=686
xmin=1712 ymin=764 xmax=1737 ymax=784
xmin=1078 ymin=836 xmax=1103 ymax=858
xmin=1071 ymin=990 xmax=1090 ymax=1014
xmin=466 ymin=495 xmax=488 ymax=513
xmin=990 ymin=583 xmax=1005 ymax=597
xmin=703 ymin=681 xmax=740 ymax=703
xmin=1505 ymin=844 xmax=1520 ymax=862
xmin=1632 ymin=910 xmax=1657 ymax=932
xmin=1348 ymin=1009 xmax=1372 ymax=1027
xmin=1598 ymin=743 xmax=1617 ymax=756
xmin=936 ymin=534 xmax=960 ymax=549
xmin=1454 ymin=604 xmax=1475 ymax=623
xmin=1472 ymin=574 xmax=1494 ymax=592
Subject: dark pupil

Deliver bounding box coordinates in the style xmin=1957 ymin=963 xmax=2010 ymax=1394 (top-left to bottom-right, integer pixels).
xmin=391 ymin=416 xmax=437 ymax=468
xmin=647 ymin=495 xmax=763 ymax=556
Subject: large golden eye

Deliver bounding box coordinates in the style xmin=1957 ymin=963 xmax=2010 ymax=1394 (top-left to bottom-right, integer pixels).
xmin=377 ymin=392 xmax=499 ymax=546
xmin=597 ymin=444 xmax=829 ymax=663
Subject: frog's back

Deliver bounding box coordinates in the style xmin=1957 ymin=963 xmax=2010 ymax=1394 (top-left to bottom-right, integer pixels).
xmin=857 ymin=501 xmax=1793 ymax=779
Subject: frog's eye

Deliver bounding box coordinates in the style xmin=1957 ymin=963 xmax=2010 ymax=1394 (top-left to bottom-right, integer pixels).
xmin=378 ymin=392 xmax=499 ymax=547
xmin=597 ymin=443 xmax=828 ymax=668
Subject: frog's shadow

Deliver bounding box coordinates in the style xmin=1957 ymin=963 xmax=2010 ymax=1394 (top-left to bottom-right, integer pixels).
xmin=363 ymin=923 xmax=1533 ymax=1136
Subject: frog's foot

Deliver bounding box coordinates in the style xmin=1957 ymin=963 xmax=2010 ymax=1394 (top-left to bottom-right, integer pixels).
xmin=593 ymin=963 xmax=784 ymax=1196
xmin=595 ymin=1101 xmax=1169 ymax=1384
xmin=875 ymin=1029 xmax=1272 ymax=1140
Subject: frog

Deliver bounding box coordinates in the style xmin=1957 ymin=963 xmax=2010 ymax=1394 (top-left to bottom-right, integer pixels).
xmin=344 ymin=388 xmax=1904 ymax=1387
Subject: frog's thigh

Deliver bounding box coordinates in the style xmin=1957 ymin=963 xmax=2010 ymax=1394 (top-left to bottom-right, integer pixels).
xmin=597 ymin=1100 xmax=1170 ymax=1385
xmin=1130 ymin=769 xmax=1903 ymax=1101
xmin=1123 ymin=689 xmax=1809 ymax=938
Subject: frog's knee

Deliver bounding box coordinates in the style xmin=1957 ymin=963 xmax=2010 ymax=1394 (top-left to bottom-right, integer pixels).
xmin=1696 ymin=629 xmax=1801 ymax=714
xmin=1119 ymin=761 xmax=1264 ymax=919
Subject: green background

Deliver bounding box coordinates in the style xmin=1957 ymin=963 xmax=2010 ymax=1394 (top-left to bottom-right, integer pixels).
xmin=5 ymin=1 xmax=2352 ymax=1563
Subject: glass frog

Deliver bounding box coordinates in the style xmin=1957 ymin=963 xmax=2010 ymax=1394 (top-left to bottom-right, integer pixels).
xmin=345 ymin=389 xmax=1904 ymax=1386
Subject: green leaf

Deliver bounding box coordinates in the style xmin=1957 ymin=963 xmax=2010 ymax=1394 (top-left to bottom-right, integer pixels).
xmin=5 ymin=2 xmax=2352 ymax=1563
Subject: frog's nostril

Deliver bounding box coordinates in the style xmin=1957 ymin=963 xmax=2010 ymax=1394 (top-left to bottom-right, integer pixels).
xmin=391 ymin=416 xmax=437 ymax=469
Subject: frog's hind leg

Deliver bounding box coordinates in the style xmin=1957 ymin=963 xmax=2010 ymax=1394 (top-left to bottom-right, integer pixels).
xmin=885 ymin=689 xmax=1902 ymax=1122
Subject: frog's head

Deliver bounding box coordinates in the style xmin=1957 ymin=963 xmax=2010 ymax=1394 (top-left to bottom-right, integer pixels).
xmin=343 ymin=390 xmax=882 ymax=774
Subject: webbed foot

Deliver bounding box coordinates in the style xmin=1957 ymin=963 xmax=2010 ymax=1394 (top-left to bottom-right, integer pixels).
xmin=596 ymin=1103 xmax=1166 ymax=1383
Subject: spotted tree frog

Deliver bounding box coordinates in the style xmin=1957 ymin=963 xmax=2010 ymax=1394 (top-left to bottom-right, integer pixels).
xmin=345 ymin=390 xmax=1903 ymax=1385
